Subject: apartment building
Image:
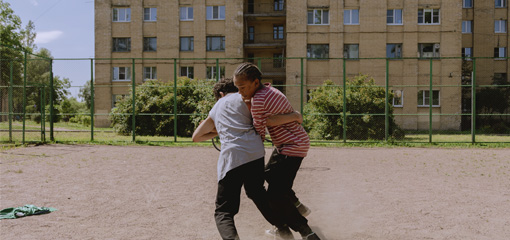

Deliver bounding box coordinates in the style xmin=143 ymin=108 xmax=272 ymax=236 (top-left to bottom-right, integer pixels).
xmin=94 ymin=0 xmax=509 ymax=130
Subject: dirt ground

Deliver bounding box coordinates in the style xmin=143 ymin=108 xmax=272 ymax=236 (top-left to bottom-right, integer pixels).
xmin=1 ymin=144 xmax=509 ymax=240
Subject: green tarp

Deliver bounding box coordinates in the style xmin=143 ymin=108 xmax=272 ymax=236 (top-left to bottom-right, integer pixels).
xmin=0 ymin=205 xmax=57 ymax=219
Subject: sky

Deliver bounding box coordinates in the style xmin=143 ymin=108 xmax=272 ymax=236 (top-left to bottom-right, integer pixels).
xmin=7 ymin=0 xmax=94 ymax=100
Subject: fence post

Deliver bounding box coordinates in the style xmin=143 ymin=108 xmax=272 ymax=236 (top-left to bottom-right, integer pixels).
xmin=342 ymin=59 xmax=347 ymax=143
xmin=131 ymin=58 xmax=136 ymax=142
xmin=42 ymin=85 xmax=45 ymax=142
xmin=40 ymin=86 xmax=44 ymax=141
xmin=90 ymin=59 xmax=94 ymax=141
xmin=49 ymin=59 xmax=54 ymax=141
xmin=216 ymin=58 xmax=220 ymax=82
xmin=471 ymin=58 xmax=477 ymax=143
xmin=429 ymin=58 xmax=433 ymax=143
xmin=173 ymin=58 xmax=177 ymax=142
xmin=22 ymin=51 xmax=27 ymax=144
xmin=300 ymin=58 xmax=304 ymax=114
xmin=385 ymin=58 xmax=389 ymax=141
xmin=9 ymin=61 xmax=13 ymax=142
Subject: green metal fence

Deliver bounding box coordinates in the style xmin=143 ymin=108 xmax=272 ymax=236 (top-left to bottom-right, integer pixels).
xmin=1 ymin=47 xmax=509 ymax=145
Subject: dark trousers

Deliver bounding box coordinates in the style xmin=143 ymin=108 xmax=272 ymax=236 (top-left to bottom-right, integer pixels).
xmin=215 ymin=157 xmax=283 ymax=240
xmin=265 ymin=149 xmax=310 ymax=234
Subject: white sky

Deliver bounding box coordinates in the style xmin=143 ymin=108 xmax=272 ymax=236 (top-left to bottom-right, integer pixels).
xmin=7 ymin=0 xmax=94 ymax=100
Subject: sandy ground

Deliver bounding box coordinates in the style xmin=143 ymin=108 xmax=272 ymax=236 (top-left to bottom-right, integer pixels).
xmin=1 ymin=144 xmax=509 ymax=240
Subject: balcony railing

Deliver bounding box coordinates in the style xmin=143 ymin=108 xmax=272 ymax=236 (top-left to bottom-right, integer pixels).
xmin=245 ymin=2 xmax=286 ymax=15
xmin=244 ymin=33 xmax=286 ymax=46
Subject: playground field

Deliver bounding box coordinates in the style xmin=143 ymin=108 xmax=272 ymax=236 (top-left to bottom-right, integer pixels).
xmin=1 ymin=145 xmax=509 ymax=240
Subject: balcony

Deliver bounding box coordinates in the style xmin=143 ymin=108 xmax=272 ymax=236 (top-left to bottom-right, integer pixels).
xmin=260 ymin=60 xmax=286 ymax=76
xmin=244 ymin=32 xmax=286 ymax=48
xmin=244 ymin=2 xmax=286 ymax=20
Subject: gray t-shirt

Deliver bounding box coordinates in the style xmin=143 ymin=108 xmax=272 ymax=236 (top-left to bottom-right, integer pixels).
xmin=209 ymin=93 xmax=265 ymax=181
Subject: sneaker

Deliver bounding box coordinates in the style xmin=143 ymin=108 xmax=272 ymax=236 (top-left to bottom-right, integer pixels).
xmin=296 ymin=202 xmax=311 ymax=217
xmin=265 ymin=226 xmax=294 ymax=240
xmin=302 ymin=232 xmax=321 ymax=240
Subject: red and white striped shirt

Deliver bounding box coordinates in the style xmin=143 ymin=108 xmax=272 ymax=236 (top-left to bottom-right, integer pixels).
xmin=251 ymin=83 xmax=310 ymax=157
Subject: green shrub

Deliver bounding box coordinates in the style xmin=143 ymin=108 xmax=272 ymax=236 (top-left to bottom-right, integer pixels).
xmin=303 ymin=74 xmax=403 ymax=140
xmin=110 ymin=78 xmax=216 ymax=137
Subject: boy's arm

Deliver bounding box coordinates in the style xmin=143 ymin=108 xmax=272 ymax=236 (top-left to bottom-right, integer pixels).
xmin=265 ymin=111 xmax=303 ymax=127
xmin=192 ymin=116 xmax=218 ymax=142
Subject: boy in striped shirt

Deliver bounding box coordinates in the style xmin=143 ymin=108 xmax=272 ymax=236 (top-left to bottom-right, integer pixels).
xmin=233 ymin=63 xmax=320 ymax=240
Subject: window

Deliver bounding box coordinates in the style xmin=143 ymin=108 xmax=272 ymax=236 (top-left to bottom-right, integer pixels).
xmin=344 ymin=9 xmax=359 ymax=25
xmin=112 ymin=94 xmax=127 ymax=108
xmin=496 ymin=0 xmax=507 ymax=8
xmin=308 ymin=9 xmax=329 ymax=25
xmin=143 ymin=37 xmax=157 ymax=52
xmin=462 ymin=47 xmax=472 ymax=60
xmin=392 ymin=90 xmax=404 ymax=107
xmin=419 ymin=43 xmax=440 ymax=58
xmin=113 ymin=8 xmax=131 ymax=22
xmin=274 ymin=0 xmax=284 ymax=11
xmin=144 ymin=8 xmax=157 ymax=21
xmin=307 ymin=44 xmax=329 ymax=59
xmin=180 ymin=7 xmax=194 ymax=21
xmin=180 ymin=67 xmax=194 ymax=79
xmin=387 ymin=9 xmax=403 ymax=25
xmin=206 ymin=66 xmax=225 ymax=80
xmin=344 ymin=44 xmax=359 ymax=59
xmin=494 ymin=47 xmax=506 ymax=59
xmin=462 ymin=21 xmax=472 ymax=33
xmin=418 ymin=9 xmax=440 ymax=24
xmin=206 ymin=6 xmax=225 ymax=20
xmin=495 ymin=20 xmax=507 ymax=33
xmin=143 ymin=67 xmax=157 ymax=80
xmin=387 ymin=44 xmax=402 ymax=59
xmin=463 ymin=0 xmax=473 ymax=8
xmin=206 ymin=36 xmax=225 ymax=51
xmin=112 ymin=38 xmax=131 ymax=52
xmin=247 ymin=53 xmax=255 ymax=63
xmin=248 ymin=26 xmax=255 ymax=42
xmin=418 ymin=90 xmax=440 ymax=107
xmin=180 ymin=37 xmax=194 ymax=51
xmin=112 ymin=67 xmax=131 ymax=81
xmin=273 ymin=25 xmax=284 ymax=39
xmin=273 ymin=53 xmax=284 ymax=68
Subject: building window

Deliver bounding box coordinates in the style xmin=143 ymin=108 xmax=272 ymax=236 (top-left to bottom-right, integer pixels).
xmin=273 ymin=53 xmax=284 ymax=68
xmin=419 ymin=43 xmax=440 ymax=58
xmin=462 ymin=21 xmax=472 ymax=33
xmin=418 ymin=9 xmax=440 ymax=24
xmin=274 ymin=0 xmax=284 ymax=11
xmin=144 ymin=8 xmax=157 ymax=21
xmin=387 ymin=9 xmax=403 ymax=25
xmin=462 ymin=47 xmax=473 ymax=60
xmin=387 ymin=44 xmax=402 ymax=59
xmin=308 ymin=9 xmax=329 ymax=25
xmin=307 ymin=44 xmax=329 ymax=59
xmin=143 ymin=67 xmax=157 ymax=80
xmin=463 ymin=0 xmax=473 ymax=8
xmin=206 ymin=66 xmax=225 ymax=80
xmin=273 ymin=25 xmax=284 ymax=39
xmin=418 ymin=90 xmax=440 ymax=107
xmin=344 ymin=9 xmax=359 ymax=25
xmin=392 ymin=90 xmax=404 ymax=107
xmin=248 ymin=26 xmax=255 ymax=42
xmin=113 ymin=67 xmax=131 ymax=81
xmin=206 ymin=6 xmax=225 ymax=20
xmin=206 ymin=36 xmax=225 ymax=51
xmin=496 ymin=0 xmax=507 ymax=8
xmin=112 ymin=38 xmax=131 ymax=52
xmin=493 ymin=73 xmax=508 ymax=85
xmin=143 ymin=37 xmax=157 ymax=52
xmin=180 ymin=66 xmax=194 ymax=79
xmin=494 ymin=47 xmax=506 ymax=59
xmin=180 ymin=7 xmax=193 ymax=21
xmin=112 ymin=94 xmax=127 ymax=108
xmin=180 ymin=37 xmax=194 ymax=51
xmin=344 ymin=44 xmax=359 ymax=59
xmin=113 ymin=8 xmax=131 ymax=22
xmin=495 ymin=20 xmax=507 ymax=33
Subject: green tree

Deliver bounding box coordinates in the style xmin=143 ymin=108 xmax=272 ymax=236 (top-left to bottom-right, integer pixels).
xmin=79 ymin=80 xmax=92 ymax=110
xmin=303 ymin=74 xmax=404 ymax=140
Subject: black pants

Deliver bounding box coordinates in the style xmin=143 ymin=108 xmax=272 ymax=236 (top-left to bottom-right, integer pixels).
xmin=215 ymin=157 xmax=283 ymax=240
xmin=265 ymin=149 xmax=310 ymax=234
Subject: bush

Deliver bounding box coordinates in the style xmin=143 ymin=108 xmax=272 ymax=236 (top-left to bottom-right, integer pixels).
xmin=303 ymin=74 xmax=403 ymax=140
xmin=110 ymin=78 xmax=216 ymax=137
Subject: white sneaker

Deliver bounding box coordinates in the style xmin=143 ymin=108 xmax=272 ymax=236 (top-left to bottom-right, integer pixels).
xmin=265 ymin=226 xmax=294 ymax=240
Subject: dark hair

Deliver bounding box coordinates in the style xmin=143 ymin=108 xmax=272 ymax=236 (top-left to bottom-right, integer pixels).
xmin=213 ymin=78 xmax=238 ymax=100
xmin=233 ymin=62 xmax=263 ymax=82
